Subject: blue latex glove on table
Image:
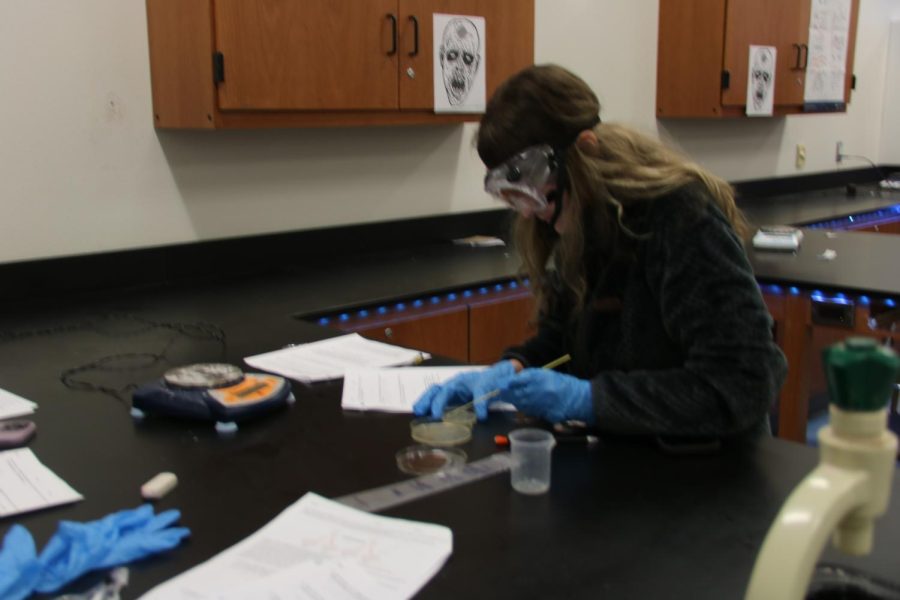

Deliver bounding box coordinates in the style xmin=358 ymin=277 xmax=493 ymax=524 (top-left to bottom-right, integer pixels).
xmin=0 ymin=526 xmax=41 ymax=600
xmin=0 ymin=504 xmax=190 ymax=599
xmin=413 ymin=360 xmax=516 ymax=421
xmin=499 ymin=368 xmax=595 ymax=424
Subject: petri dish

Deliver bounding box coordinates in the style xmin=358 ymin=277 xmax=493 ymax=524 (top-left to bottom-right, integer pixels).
xmin=410 ymin=419 xmax=472 ymax=446
xmin=442 ymin=406 xmax=477 ymax=428
xmin=395 ymin=445 xmax=467 ymax=475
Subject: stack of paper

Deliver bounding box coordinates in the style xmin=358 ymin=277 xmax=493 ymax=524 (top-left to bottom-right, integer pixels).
xmin=141 ymin=492 xmax=453 ymax=600
xmin=0 ymin=448 xmax=83 ymax=518
xmin=0 ymin=387 xmax=37 ymax=420
xmin=244 ymin=333 xmax=430 ymax=383
xmin=342 ymin=365 xmax=514 ymax=413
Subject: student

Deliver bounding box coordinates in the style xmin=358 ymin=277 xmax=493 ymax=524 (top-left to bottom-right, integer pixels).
xmin=414 ymin=64 xmax=787 ymax=437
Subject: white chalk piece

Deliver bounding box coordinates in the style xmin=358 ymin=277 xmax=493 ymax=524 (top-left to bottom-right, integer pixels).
xmin=141 ymin=472 xmax=178 ymax=500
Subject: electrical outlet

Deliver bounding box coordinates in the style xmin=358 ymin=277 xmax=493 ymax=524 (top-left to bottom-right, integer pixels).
xmin=795 ymin=144 xmax=806 ymax=169
xmin=836 ymin=141 xmax=844 ymax=163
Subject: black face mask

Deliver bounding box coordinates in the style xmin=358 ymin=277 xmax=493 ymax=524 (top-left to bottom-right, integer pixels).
xmin=546 ymin=146 xmax=569 ymax=230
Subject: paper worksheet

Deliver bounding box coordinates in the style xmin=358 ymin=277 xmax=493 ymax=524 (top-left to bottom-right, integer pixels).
xmin=220 ymin=561 xmax=383 ymax=600
xmin=342 ymin=365 xmax=515 ymax=413
xmin=244 ymin=333 xmax=430 ymax=383
xmin=0 ymin=387 xmax=37 ymax=420
xmin=140 ymin=492 xmax=453 ymax=600
xmin=804 ymin=0 xmax=852 ymax=103
xmin=0 ymin=448 xmax=83 ymax=518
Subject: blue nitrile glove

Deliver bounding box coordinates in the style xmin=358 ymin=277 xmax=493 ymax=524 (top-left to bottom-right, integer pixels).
xmin=499 ymin=368 xmax=595 ymax=424
xmin=0 ymin=525 xmax=42 ymax=600
xmin=413 ymin=360 xmax=516 ymax=421
xmin=35 ymin=504 xmax=190 ymax=594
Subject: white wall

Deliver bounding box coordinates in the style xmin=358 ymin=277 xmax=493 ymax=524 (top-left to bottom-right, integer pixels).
xmin=0 ymin=0 xmax=896 ymax=264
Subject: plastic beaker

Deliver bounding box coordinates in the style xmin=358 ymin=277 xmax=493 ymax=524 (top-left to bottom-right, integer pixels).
xmin=508 ymin=428 xmax=556 ymax=495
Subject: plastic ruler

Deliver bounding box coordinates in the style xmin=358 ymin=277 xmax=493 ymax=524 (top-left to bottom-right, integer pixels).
xmin=335 ymin=452 xmax=513 ymax=513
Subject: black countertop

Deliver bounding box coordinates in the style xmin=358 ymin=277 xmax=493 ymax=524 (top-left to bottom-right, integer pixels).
xmin=748 ymin=228 xmax=900 ymax=296
xmin=285 ymin=244 xmax=523 ymax=316
xmin=1 ymin=177 xmax=900 ymax=598
xmin=1 ymin=280 xmax=899 ymax=599
xmin=285 ymin=185 xmax=900 ymax=317
xmin=739 ymin=185 xmax=900 ymax=227
xmin=256 ymin=199 xmax=900 ymax=324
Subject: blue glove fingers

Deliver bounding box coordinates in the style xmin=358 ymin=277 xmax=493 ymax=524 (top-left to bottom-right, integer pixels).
xmin=37 ymin=520 xmax=116 ymax=593
xmin=95 ymin=526 xmax=191 ymax=570
xmin=469 ymin=361 xmax=515 ymax=421
xmin=415 ymin=361 xmax=515 ymax=420
xmin=0 ymin=525 xmax=41 ymax=600
xmin=413 ymin=384 xmax=443 ymax=417
xmin=92 ymin=504 xmax=154 ymax=537
xmin=473 ymin=394 xmax=491 ymax=421
xmin=472 ymin=382 xmax=511 ymax=421
xmin=36 ymin=523 xmax=110 ymax=594
xmin=503 ymin=369 xmax=594 ymax=423
xmin=141 ymin=508 xmax=182 ymax=533
xmin=428 ymin=383 xmax=468 ymax=420
xmin=414 ymin=371 xmax=478 ymax=418
xmin=36 ymin=505 xmax=160 ymax=594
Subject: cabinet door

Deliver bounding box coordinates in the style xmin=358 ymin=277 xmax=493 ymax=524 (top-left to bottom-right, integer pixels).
xmin=398 ymin=0 xmax=534 ymax=109
xmin=657 ymin=0 xmax=728 ymax=118
xmin=213 ymin=0 xmax=399 ymax=110
xmin=468 ymin=294 xmax=535 ymax=365
xmin=721 ymin=0 xmax=809 ymax=107
xmin=357 ymin=308 xmax=469 ymax=363
xmin=850 ymin=222 xmax=900 ymax=235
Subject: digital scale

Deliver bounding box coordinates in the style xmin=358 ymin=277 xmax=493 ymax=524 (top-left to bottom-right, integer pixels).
xmin=131 ymin=363 xmax=294 ymax=432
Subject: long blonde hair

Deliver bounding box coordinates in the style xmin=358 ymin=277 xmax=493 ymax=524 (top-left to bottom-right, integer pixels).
xmin=477 ymin=65 xmax=748 ymax=313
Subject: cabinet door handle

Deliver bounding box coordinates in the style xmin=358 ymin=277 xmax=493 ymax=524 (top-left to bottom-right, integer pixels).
xmin=384 ymin=327 xmax=393 ymax=339
xmin=800 ymin=43 xmax=809 ymax=70
xmin=386 ymin=14 xmax=398 ymax=56
xmin=408 ymin=15 xmax=419 ymax=56
xmin=791 ymin=44 xmax=806 ymax=71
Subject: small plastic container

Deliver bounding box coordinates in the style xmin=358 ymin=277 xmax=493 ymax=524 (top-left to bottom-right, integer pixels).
xmin=508 ymin=428 xmax=556 ymax=495
xmin=410 ymin=419 xmax=471 ymax=446
xmin=396 ymin=445 xmax=467 ymax=475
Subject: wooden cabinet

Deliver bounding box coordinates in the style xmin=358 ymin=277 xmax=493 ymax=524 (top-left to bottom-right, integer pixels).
xmin=213 ymin=0 xmax=399 ymax=111
xmin=357 ymin=306 xmax=469 ymax=362
xmin=146 ymin=0 xmax=534 ymax=128
xmin=657 ymin=0 xmax=859 ymax=118
xmin=847 ymin=219 xmax=900 ymax=235
xmin=806 ymin=299 xmax=900 ymax=399
xmin=762 ymin=287 xmax=900 ymax=442
xmin=311 ymin=281 xmax=535 ymax=364
xmin=468 ymin=292 xmax=534 ymax=364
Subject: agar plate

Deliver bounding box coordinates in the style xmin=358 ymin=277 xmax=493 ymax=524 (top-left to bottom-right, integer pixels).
xmin=443 ymin=406 xmax=477 ymax=428
xmin=396 ymin=445 xmax=467 ymax=475
xmin=410 ymin=419 xmax=472 ymax=446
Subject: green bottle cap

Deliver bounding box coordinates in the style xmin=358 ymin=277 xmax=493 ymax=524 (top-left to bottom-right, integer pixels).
xmin=822 ymin=337 xmax=900 ymax=411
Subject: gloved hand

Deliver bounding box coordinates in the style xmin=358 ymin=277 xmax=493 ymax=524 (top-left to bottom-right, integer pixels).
xmin=0 ymin=525 xmax=41 ymax=600
xmin=35 ymin=504 xmax=190 ymax=594
xmin=414 ymin=360 xmax=516 ymax=421
xmin=499 ymin=368 xmax=595 ymax=424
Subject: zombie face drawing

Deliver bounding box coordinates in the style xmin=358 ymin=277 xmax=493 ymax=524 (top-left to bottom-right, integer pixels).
xmin=439 ymin=18 xmax=481 ymax=106
xmin=751 ymin=48 xmax=774 ymax=111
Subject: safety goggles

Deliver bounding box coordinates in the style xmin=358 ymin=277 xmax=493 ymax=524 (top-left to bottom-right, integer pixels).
xmin=483 ymin=144 xmax=559 ymax=213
